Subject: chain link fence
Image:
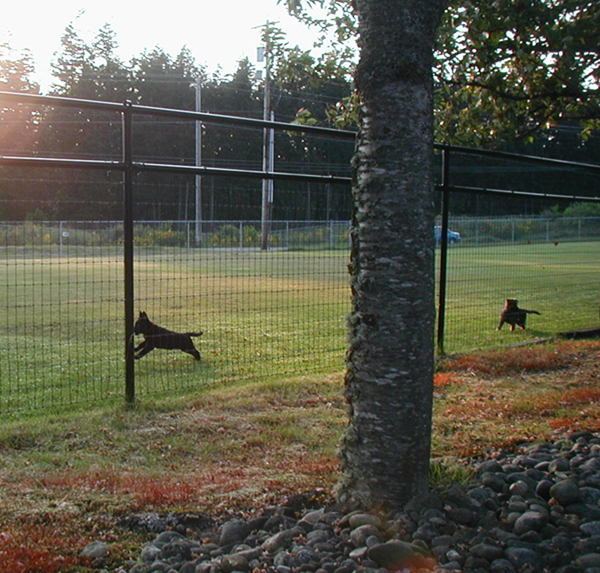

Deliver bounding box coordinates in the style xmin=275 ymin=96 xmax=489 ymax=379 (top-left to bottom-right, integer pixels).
xmin=437 ymin=215 xmax=600 ymax=354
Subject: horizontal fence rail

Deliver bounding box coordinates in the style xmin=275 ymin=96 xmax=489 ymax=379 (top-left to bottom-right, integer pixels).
xmin=0 ymin=91 xmax=599 ymax=413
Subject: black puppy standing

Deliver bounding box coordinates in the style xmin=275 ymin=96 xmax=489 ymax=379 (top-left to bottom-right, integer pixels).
xmin=497 ymin=299 xmax=540 ymax=331
xmin=133 ymin=311 xmax=203 ymax=360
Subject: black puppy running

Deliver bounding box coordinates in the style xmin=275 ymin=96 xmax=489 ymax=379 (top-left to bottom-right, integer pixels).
xmin=133 ymin=311 xmax=203 ymax=360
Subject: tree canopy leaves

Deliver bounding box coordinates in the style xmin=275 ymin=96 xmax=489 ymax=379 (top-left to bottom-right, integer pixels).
xmin=435 ymin=0 xmax=600 ymax=144
xmin=279 ymin=0 xmax=600 ymax=144
xmin=0 ymin=43 xmax=39 ymax=93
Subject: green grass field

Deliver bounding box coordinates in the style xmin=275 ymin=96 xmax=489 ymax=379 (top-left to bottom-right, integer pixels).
xmin=442 ymin=240 xmax=599 ymax=352
xmin=0 ymin=240 xmax=597 ymax=414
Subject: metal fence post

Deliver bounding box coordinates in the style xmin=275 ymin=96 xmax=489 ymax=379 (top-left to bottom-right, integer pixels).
xmin=329 ymin=220 xmax=334 ymax=250
xmin=123 ymin=101 xmax=135 ymax=404
xmin=437 ymin=148 xmax=451 ymax=356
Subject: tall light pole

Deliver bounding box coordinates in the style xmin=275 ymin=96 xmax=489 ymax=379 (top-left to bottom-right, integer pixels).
xmin=194 ymin=77 xmax=202 ymax=246
xmin=259 ymin=29 xmax=273 ymax=251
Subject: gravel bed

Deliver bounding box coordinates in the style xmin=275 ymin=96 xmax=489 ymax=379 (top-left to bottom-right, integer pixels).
xmin=84 ymin=431 xmax=600 ymax=573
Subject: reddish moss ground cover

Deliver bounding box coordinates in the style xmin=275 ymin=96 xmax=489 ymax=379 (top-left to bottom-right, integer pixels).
xmin=0 ymin=340 xmax=598 ymax=571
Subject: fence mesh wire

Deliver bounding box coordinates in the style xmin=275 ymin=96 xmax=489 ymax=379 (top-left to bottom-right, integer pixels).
xmin=132 ymin=221 xmax=350 ymax=398
xmin=0 ymin=221 xmax=124 ymax=412
xmin=437 ymin=200 xmax=600 ymax=354
xmin=0 ymin=216 xmax=352 ymax=413
xmin=0 ymin=93 xmax=599 ymax=414
xmin=1 ymin=210 xmax=598 ymax=413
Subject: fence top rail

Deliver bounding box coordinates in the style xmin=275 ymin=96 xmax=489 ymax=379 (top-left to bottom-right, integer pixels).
xmin=130 ymin=102 xmax=357 ymax=140
xmin=0 ymin=90 xmax=357 ymax=140
xmin=435 ymin=143 xmax=600 ymax=175
xmin=1 ymin=90 xmax=600 ymax=191
xmin=0 ymin=154 xmax=352 ymax=185
xmin=439 ymin=183 xmax=600 ymax=203
xmin=0 ymin=91 xmax=124 ymax=113
xmin=134 ymin=161 xmax=351 ymax=185
xmin=0 ymin=219 xmax=353 ymax=226
xmin=0 ymin=155 xmax=124 ymax=171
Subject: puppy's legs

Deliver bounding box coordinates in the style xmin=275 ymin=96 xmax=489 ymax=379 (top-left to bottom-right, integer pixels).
xmin=134 ymin=342 xmax=154 ymax=359
xmin=184 ymin=347 xmax=201 ymax=360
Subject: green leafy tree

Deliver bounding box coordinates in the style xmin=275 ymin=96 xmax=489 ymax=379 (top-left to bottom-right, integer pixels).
xmin=51 ymin=21 xmax=131 ymax=101
xmin=46 ymin=21 xmax=130 ymax=158
xmin=254 ymin=23 xmax=354 ymax=220
xmin=32 ymin=22 xmax=132 ymax=219
xmin=284 ymin=0 xmax=600 ymax=144
xmin=50 ymin=22 xmax=90 ymax=96
xmin=0 ymin=42 xmax=40 ymax=152
xmin=0 ymin=43 xmax=39 ymax=94
xmin=200 ymin=59 xmax=263 ymax=218
xmin=563 ymin=201 xmax=600 ymax=218
xmin=130 ymin=46 xmax=202 ymax=108
xmin=88 ymin=24 xmax=131 ymax=102
xmin=39 ymin=27 xmax=207 ymax=220
xmin=435 ymin=0 xmax=600 ymax=145
xmin=127 ymin=47 xmax=205 ymax=220
xmin=0 ymin=44 xmax=41 ymax=219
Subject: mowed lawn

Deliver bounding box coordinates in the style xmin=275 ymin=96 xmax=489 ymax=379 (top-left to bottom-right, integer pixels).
xmin=0 ymin=247 xmax=350 ymax=413
xmin=442 ymin=240 xmax=599 ymax=353
xmin=0 ymin=240 xmax=597 ymax=413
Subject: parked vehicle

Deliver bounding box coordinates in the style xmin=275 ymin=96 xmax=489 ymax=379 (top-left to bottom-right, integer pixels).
xmin=435 ymin=226 xmax=461 ymax=244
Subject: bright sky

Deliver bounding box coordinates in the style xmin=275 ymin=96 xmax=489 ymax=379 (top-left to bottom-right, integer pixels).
xmin=1 ymin=0 xmax=320 ymax=92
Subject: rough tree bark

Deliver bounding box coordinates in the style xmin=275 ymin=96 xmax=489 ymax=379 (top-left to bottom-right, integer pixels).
xmin=338 ymin=0 xmax=449 ymax=509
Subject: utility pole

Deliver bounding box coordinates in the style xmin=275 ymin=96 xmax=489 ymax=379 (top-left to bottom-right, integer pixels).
xmin=259 ymin=29 xmax=273 ymax=251
xmin=194 ymin=77 xmax=202 ymax=246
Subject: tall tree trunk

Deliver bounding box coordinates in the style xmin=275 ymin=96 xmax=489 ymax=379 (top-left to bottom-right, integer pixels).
xmin=338 ymin=0 xmax=449 ymax=509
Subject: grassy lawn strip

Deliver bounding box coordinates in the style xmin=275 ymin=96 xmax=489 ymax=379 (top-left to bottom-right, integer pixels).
xmin=0 ymin=242 xmax=598 ymax=412
xmin=0 ymin=340 xmax=599 ymax=571
xmin=433 ymin=340 xmax=600 ymax=459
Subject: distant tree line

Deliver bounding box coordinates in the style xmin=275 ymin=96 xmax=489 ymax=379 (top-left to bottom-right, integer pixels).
xmin=1 ymin=4 xmax=599 ymax=223
xmin=0 ymin=23 xmax=354 ymax=222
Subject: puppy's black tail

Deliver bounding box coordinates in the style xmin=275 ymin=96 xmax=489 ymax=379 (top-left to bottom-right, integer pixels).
xmin=187 ymin=331 xmax=203 ymax=337
xmin=524 ymin=310 xmax=540 ymax=315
